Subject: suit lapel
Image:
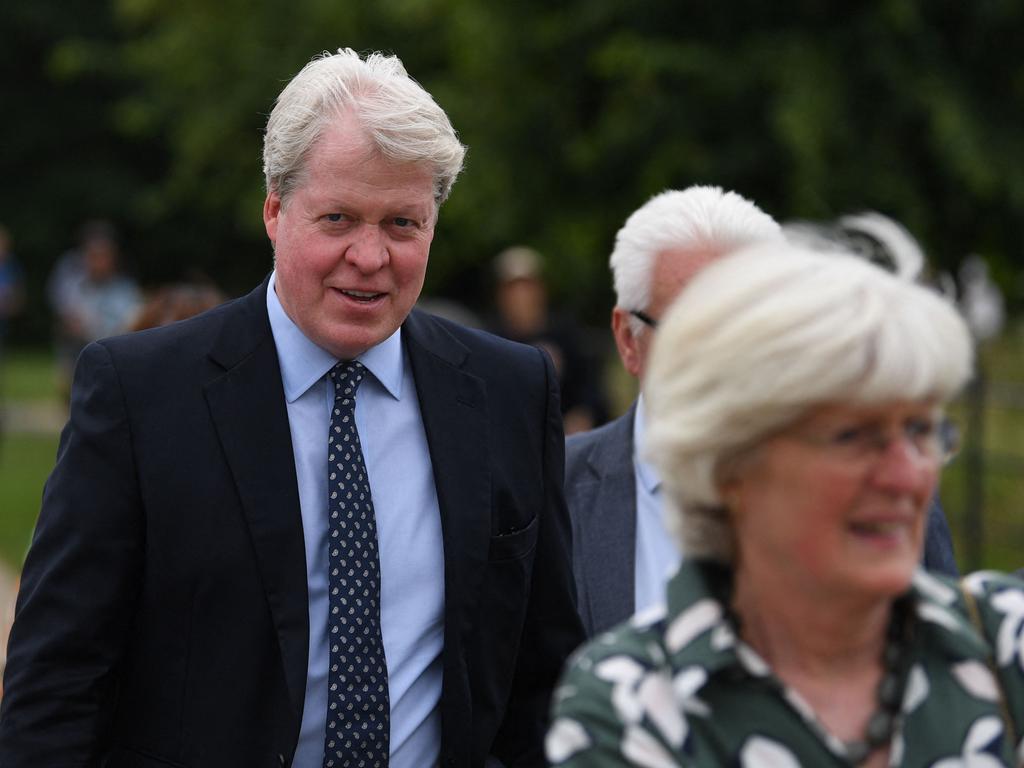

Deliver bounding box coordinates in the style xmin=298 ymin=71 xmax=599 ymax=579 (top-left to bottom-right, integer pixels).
xmin=402 ymin=311 xmax=489 ymax=664
xmin=576 ymin=408 xmax=637 ymax=634
xmin=203 ymin=279 xmax=308 ymax=720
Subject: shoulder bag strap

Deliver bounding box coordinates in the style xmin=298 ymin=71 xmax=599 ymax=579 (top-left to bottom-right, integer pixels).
xmin=960 ymin=578 xmax=1020 ymax=753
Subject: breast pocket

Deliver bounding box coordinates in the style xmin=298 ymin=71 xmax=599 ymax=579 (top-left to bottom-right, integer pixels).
xmin=487 ymin=514 xmax=539 ymax=562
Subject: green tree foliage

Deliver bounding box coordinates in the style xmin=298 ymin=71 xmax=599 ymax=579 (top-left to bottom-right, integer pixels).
xmin=4 ymin=0 xmax=1024 ymax=338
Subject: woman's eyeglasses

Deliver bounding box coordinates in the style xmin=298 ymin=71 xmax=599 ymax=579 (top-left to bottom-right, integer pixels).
xmin=789 ymin=416 xmax=961 ymax=466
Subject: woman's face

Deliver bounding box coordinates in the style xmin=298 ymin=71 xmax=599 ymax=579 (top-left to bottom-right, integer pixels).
xmin=724 ymin=400 xmax=945 ymax=602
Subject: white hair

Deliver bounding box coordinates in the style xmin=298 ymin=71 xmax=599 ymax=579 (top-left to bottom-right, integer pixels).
xmin=610 ymin=186 xmax=782 ymax=333
xmin=644 ymin=242 xmax=974 ymax=563
xmin=263 ymin=48 xmax=466 ymax=207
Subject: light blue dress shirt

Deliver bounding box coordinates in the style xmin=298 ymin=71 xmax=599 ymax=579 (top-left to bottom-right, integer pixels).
xmin=266 ymin=274 xmax=445 ymax=768
xmin=632 ymin=395 xmax=682 ymax=614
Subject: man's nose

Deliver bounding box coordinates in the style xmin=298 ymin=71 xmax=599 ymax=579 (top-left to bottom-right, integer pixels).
xmin=345 ymin=224 xmax=389 ymax=273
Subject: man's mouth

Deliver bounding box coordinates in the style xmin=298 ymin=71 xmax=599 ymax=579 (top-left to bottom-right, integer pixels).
xmin=340 ymin=289 xmax=384 ymax=302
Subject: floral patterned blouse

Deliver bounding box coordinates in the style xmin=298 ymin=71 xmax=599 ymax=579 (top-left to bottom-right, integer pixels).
xmin=547 ymin=560 xmax=1024 ymax=767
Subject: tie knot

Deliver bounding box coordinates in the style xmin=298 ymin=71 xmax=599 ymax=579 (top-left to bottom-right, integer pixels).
xmin=329 ymin=360 xmax=367 ymax=401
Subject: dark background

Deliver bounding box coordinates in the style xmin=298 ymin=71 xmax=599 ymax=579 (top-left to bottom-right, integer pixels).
xmin=3 ymin=0 xmax=1024 ymax=343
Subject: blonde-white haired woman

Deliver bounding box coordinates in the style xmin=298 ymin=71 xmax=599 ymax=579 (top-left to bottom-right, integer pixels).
xmin=548 ymin=242 xmax=1024 ymax=767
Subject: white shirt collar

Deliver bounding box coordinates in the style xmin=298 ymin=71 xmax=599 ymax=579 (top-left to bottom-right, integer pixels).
xmin=633 ymin=393 xmax=662 ymax=493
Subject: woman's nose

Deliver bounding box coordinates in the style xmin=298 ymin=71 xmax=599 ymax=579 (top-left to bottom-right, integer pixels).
xmin=869 ymin=435 xmax=937 ymax=494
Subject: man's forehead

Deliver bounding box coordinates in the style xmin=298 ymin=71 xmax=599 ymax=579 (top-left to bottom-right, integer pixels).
xmin=310 ymin=184 xmax=434 ymax=211
xmin=310 ymin=113 xmax=426 ymax=175
xmin=653 ymin=246 xmax=722 ymax=298
xmin=318 ymin=108 xmax=373 ymax=148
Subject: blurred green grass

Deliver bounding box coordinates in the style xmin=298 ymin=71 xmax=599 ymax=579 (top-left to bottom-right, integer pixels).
xmin=0 ymin=433 xmax=56 ymax=567
xmin=941 ymin=328 xmax=1024 ymax=573
xmin=2 ymin=349 xmax=59 ymax=402
xmin=1 ymin=350 xmax=61 ymax=569
xmin=937 ymin=327 xmax=1024 ymax=573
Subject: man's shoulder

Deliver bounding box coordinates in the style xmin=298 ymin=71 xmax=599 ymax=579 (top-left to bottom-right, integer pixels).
xmin=566 ymin=409 xmax=633 ymax=469
xmin=97 ymin=281 xmax=266 ymax=371
xmin=406 ymin=309 xmax=547 ymax=372
xmin=567 ymin=412 xmax=629 ymax=450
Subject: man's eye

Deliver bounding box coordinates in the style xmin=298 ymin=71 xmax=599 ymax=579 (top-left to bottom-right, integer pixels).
xmin=393 ymin=217 xmax=414 ymax=228
xmin=325 ymin=213 xmax=355 ymax=224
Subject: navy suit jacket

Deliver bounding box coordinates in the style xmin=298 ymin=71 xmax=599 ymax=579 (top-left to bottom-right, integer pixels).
xmin=566 ymin=406 xmax=959 ymax=638
xmin=0 ymin=278 xmax=584 ymax=767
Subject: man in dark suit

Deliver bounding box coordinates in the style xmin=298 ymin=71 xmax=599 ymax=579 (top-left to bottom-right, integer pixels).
xmin=0 ymin=49 xmax=583 ymax=768
xmin=567 ymin=186 xmax=960 ymax=637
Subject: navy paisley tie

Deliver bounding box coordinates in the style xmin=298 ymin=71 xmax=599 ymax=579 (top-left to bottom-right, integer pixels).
xmin=323 ymin=361 xmax=389 ymax=768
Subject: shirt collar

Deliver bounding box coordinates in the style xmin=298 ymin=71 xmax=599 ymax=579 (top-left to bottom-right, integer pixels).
xmin=660 ymin=560 xmax=743 ymax=678
xmin=633 ymin=394 xmax=661 ymax=494
xmin=908 ymin=569 xmax=997 ymax=661
xmin=266 ymin=271 xmax=404 ymax=403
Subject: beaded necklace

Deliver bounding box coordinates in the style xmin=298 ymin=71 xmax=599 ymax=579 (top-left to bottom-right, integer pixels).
xmin=842 ymin=595 xmax=913 ymax=765
xmin=729 ymin=593 xmax=914 ymax=766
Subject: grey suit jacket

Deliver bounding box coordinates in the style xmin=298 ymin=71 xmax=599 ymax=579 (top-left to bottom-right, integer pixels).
xmin=566 ymin=405 xmax=960 ymax=638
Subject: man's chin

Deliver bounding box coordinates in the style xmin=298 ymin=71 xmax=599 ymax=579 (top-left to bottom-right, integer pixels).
xmin=317 ymin=322 xmax=395 ymax=360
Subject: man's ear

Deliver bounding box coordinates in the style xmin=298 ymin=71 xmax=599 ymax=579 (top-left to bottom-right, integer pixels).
xmin=263 ymin=191 xmax=282 ymax=243
xmin=611 ymin=307 xmax=643 ymax=379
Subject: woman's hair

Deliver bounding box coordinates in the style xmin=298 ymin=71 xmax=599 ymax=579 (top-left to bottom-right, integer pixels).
xmin=643 ymin=241 xmax=974 ymax=562
xmin=263 ymin=48 xmax=466 ymax=207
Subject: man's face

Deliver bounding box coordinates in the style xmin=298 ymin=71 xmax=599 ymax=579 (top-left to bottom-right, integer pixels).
xmin=264 ymin=112 xmax=437 ymax=360
xmin=83 ymin=238 xmax=118 ymax=282
xmin=612 ymin=246 xmax=718 ymax=380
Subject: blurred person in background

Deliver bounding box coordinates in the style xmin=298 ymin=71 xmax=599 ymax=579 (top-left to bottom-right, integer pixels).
xmin=566 ymin=187 xmax=961 ymax=639
xmin=0 ymin=224 xmax=24 ymax=456
xmin=566 ymin=187 xmax=783 ymax=637
xmin=488 ymin=245 xmax=608 ymax=434
xmin=548 ymin=242 xmax=1024 ymax=767
xmin=46 ymin=220 xmax=141 ymax=399
xmin=0 ymin=224 xmax=24 ymax=356
xmin=1 ymin=48 xmax=581 ymax=768
xmin=789 ymin=210 xmax=1006 ymax=346
xmin=128 ymin=280 xmax=226 ymax=332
